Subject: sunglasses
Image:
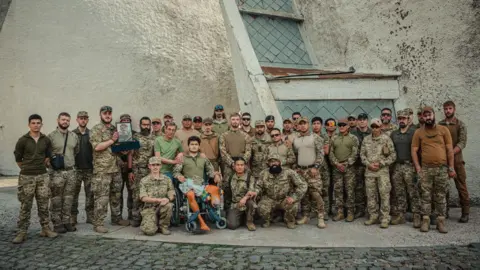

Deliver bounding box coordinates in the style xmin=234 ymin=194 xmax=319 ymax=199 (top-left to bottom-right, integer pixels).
xmin=152 ymin=122 xmax=161 ymax=125
xmin=326 ymin=122 xmax=336 ymax=127
xmin=270 ymin=133 xmax=281 ymax=137
xmin=242 ymin=118 xmax=250 ymax=121
xmin=381 ymin=113 xmax=391 ymax=117
xmin=150 ymin=164 xmax=161 ymax=167
xmin=338 ymin=123 xmax=348 ymax=127
xmin=293 ymin=117 xmax=299 ymax=120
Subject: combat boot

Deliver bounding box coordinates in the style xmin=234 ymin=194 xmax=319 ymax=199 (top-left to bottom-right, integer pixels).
xmin=296 ymin=215 xmax=309 ymax=225
xmin=112 ymin=219 xmax=130 ymax=226
xmin=286 ymin=221 xmax=296 ymax=229
xmin=380 ymin=220 xmax=389 ymax=229
xmin=420 ymin=216 xmax=430 ymax=232
xmin=54 ymin=225 xmax=67 ymax=234
xmin=160 ymin=227 xmax=171 ymax=235
xmin=94 ymin=226 xmax=109 ymax=233
xmin=459 ymin=214 xmax=469 ymax=223
xmin=40 ymin=226 xmax=58 ymax=238
xmin=262 ymin=220 xmax=271 ymax=228
xmin=317 ymin=217 xmax=327 ymax=229
xmin=12 ymin=231 xmax=27 ymax=244
xmin=130 ymin=220 xmax=141 ymax=227
xmin=364 ymin=217 xmax=379 ymax=226
xmin=390 ymin=214 xmax=405 ymax=225
xmin=412 ymin=213 xmax=421 ymax=228
xmin=436 ymin=217 xmax=448 ymax=234
xmin=345 ymin=210 xmax=354 ymax=222
xmin=64 ymin=224 xmax=77 ymax=232
xmin=333 ymin=211 xmax=345 ymax=222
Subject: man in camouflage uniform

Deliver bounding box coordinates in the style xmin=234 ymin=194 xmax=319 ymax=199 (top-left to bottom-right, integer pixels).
xmin=351 ymin=113 xmax=371 ymax=218
xmin=329 ymin=118 xmax=359 ymax=222
xmin=240 ymin=112 xmax=255 ymax=137
xmin=311 ymin=116 xmax=331 ymax=219
xmin=118 ymin=114 xmax=135 ymax=220
xmin=361 ymin=118 xmax=397 ymax=228
xmin=282 ymin=118 xmax=297 ymax=146
xmin=264 ymin=128 xmax=295 ymax=169
xmin=212 ymin=104 xmax=229 ymax=135
xmin=226 ymin=158 xmax=256 ymax=231
xmin=265 ymin=115 xmax=275 ymax=135
xmin=128 ymin=117 xmax=155 ymax=227
xmin=12 ymin=114 xmax=58 ymax=244
xmin=48 ymin=112 xmax=79 ymax=233
xmin=380 ymin=108 xmax=398 ymax=136
xmin=293 ymin=117 xmax=326 ymax=229
xmin=139 ymin=157 xmax=175 ymax=235
xmin=412 ymin=106 xmax=456 ymax=233
xmin=90 ymin=106 xmax=130 ymax=233
xmin=390 ymin=110 xmax=421 ymax=227
xmin=250 ymin=153 xmax=307 ymax=229
xmin=251 ymin=120 xmax=271 ymax=178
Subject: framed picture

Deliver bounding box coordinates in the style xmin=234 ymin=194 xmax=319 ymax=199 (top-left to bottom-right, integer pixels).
xmin=116 ymin=122 xmax=133 ymax=142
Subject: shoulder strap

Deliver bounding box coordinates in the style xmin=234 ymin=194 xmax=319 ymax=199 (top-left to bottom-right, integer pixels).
xmin=62 ymin=132 xmax=69 ymax=155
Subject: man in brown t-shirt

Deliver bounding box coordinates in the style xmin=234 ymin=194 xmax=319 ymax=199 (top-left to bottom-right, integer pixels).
xmin=411 ymin=106 xmax=456 ymax=234
xmin=175 ymin=114 xmax=201 ymax=151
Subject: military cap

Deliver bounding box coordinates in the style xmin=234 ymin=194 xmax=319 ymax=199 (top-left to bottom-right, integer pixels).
xmin=337 ymin=118 xmax=348 ymax=125
xmin=214 ymin=104 xmax=224 ymax=110
xmin=163 ymin=113 xmax=173 ymax=118
xmin=397 ymin=110 xmax=408 ymax=118
xmin=255 ymin=120 xmax=265 ymax=127
xmin=405 ymin=108 xmax=414 ymax=115
xmin=267 ymin=153 xmax=281 ymax=162
xmin=357 ymin=113 xmax=368 ymax=120
xmin=265 ymin=115 xmax=275 ymax=121
xmin=297 ymin=116 xmax=309 ymax=123
xmin=151 ymin=117 xmax=162 ymax=123
xmin=422 ymin=106 xmax=434 ymax=114
xmin=283 ymin=118 xmax=293 ymax=123
xmin=148 ymin=156 xmax=162 ymax=165
xmin=193 ymin=116 xmax=203 ymax=123
xmin=119 ymin=114 xmax=131 ymax=121
xmin=347 ymin=114 xmax=356 ymax=120
xmin=203 ymin=117 xmax=213 ymax=124
xmin=370 ymin=118 xmax=382 ymax=127
xmin=182 ymin=114 xmax=192 ymax=120
xmin=77 ymin=111 xmax=89 ymax=118
xmin=99 ymin=105 xmax=112 ymax=112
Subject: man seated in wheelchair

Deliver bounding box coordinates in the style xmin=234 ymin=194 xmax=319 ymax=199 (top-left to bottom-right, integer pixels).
xmin=173 ymin=136 xmax=222 ymax=231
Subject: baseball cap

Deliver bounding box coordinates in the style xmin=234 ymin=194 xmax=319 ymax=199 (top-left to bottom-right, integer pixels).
xmin=182 ymin=114 xmax=192 ymax=120
xmin=265 ymin=115 xmax=275 ymax=121
xmin=255 ymin=120 xmax=265 ymax=127
xmin=297 ymin=116 xmax=309 ymax=123
xmin=148 ymin=157 xmax=162 ymax=165
xmin=214 ymin=104 xmax=224 ymax=110
xmin=77 ymin=111 xmax=89 ymax=118
xmin=370 ymin=118 xmax=382 ymax=127
xmin=100 ymin=105 xmax=112 ymax=112
xmin=283 ymin=118 xmax=293 ymax=123
xmin=405 ymin=108 xmax=413 ymax=115
xmin=151 ymin=117 xmax=162 ymax=123
xmin=267 ymin=153 xmax=281 ymax=162
xmin=357 ymin=113 xmax=368 ymax=120
xmin=120 ymin=114 xmax=131 ymax=121
xmin=242 ymin=112 xmax=251 ymax=117
xmin=163 ymin=113 xmax=173 ymax=118
xmin=203 ymin=117 xmax=213 ymax=124
xmin=337 ymin=118 xmax=348 ymax=125
xmin=347 ymin=114 xmax=356 ymax=120
xmin=422 ymin=106 xmax=434 ymax=114
xmin=193 ymin=116 xmax=203 ymax=123
xmin=397 ymin=110 xmax=408 ymax=118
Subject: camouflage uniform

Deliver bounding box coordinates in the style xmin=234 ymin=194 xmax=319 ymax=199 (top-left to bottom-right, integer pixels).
xmin=251 ymin=132 xmax=271 ymax=178
xmin=254 ymin=164 xmax=307 ymax=226
xmin=17 ymin=174 xmax=51 ymax=231
xmin=73 ymin=169 xmax=93 ymax=220
xmin=139 ymin=174 xmax=175 ymax=235
xmin=329 ymin=133 xmax=359 ymax=217
xmin=89 ymin=122 xmax=123 ymax=226
xmin=360 ymin=133 xmax=396 ymax=224
xmin=226 ymin=172 xmax=256 ymax=230
xmin=131 ymin=132 xmax=156 ymax=223
xmin=264 ymin=142 xmax=296 ymax=169
xmin=319 ymin=133 xmax=331 ymax=217
xmin=351 ymin=127 xmax=372 ymax=217
xmin=381 ymin=123 xmax=398 ymax=137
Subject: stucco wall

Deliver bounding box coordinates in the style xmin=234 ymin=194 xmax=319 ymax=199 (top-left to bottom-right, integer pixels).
xmin=0 ymin=0 xmax=237 ymax=175
xmin=297 ymin=0 xmax=480 ymax=203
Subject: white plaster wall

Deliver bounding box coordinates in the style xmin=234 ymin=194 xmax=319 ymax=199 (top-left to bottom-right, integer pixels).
xmin=297 ymin=0 xmax=480 ymax=203
xmin=0 ymin=0 xmax=237 ymax=175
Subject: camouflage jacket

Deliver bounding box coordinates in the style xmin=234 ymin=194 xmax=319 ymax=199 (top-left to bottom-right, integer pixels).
xmin=173 ymin=153 xmax=215 ymax=186
xmin=229 ymin=173 xmax=255 ymax=210
xmin=251 ymin=133 xmax=271 ymax=175
xmin=89 ymin=122 xmax=119 ymax=174
xmin=329 ymin=133 xmax=359 ymax=166
xmin=219 ymin=129 xmax=252 ymax=167
xmin=264 ymin=142 xmax=296 ymax=168
xmin=360 ymin=134 xmax=396 ymax=176
xmin=254 ymin=169 xmax=307 ymax=201
xmin=381 ymin=123 xmax=398 ymax=137
xmin=132 ymin=133 xmax=155 ymax=167
xmin=139 ymin=174 xmax=175 ymax=203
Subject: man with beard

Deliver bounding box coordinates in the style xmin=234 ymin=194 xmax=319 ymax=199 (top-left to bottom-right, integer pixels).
xmin=200 ymin=117 xmax=221 ymax=171
xmin=311 ymin=117 xmax=330 ymax=219
xmin=127 ymin=117 xmax=155 ymax=227
xmin=12 ymin=114 xmax=58 ymax=244
xmin=414 ymin=108 xmax=425 ymax=129
xmin=380 ymin=108 xmax=398 ymax=136
xmin=89 ymin=106 xmax=130 ymax=233
xmin=282 ymin=118 xmax=297 ymax=146
xmin=412 ymin=106 xmax=455 ymax=233
xmin=439 ymin=100 xmax=469 ymax=223
xmin=219 ymin=113 xmax=252 ymax=210
xmin=361 ymin=118 xmax=396 ymax=229
xmin=175 ymin=114 xmax=201 ymax=151
xmin=251 ymin=120 xmax=271 ymax=178
xmin=193 ymin=116 xmax=203 ymax=133
xmin=265 ymin=128 xmax=295 ymax=169
xmin=390 ymin=110 xmax=421 ymax=227
xmin=212 ymin=104 xmax=229 ymax=135
xmin=329 ymin=118 xmax=359 ymax=222
xmin=151 ymin=117 xmax=163 ymax=137
xmin=240 ymin=112 xmax=255 ymax=137
xmin=294 ymin=117 xmax=327 ymax=229
xmin=48 ymin=112 xmax=79 ymax=233
xmin=348 ymin=115 xmax=357 ymax=131
xmin=351 ymin=113 xmax=371 ymax=218
xmin=161 ymin=113 xmax=174 ymax=133
xmin=265 ymin=115 xmax=275 ymax=134
xmin=292 ymin=112 xmax=301 ymax=132
xmin=154 ymin=122 xmax=184 ymax=181
xmin=72 ymin=111 xmax=94 ymax=228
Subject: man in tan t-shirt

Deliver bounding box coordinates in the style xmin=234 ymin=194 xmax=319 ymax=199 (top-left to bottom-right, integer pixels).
xmin=175 ymin=114 xmax=201 ymax=151
xmin=412 ymin=106 xmax=456 ymax=234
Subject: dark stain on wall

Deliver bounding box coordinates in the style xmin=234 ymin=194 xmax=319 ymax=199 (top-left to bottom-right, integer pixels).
xmin=0 ymin=0 xmax=11 ymax=32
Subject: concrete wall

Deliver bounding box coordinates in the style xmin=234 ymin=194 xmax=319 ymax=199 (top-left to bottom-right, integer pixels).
xmin=0 ymin=0 xmax=237 ymax=175
xmin=297 ymin=0 xmax=480 ymax=203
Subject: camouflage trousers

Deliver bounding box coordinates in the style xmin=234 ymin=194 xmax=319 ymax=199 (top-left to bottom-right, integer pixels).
xmin=354 ymin=165 xmax=366 ymax=214
xmin=419 ymin=166 xmax=448 ymax=217
xmin=297 ymin=168 xmax=325 ymax=218
xmin=72 ymin=169 xmax=94 ymax=221
xmin=92 ymin=172 xmax=123 ymax=226
xmin=131 ymin=166 xmax=150 ymax=222
xmin=365 ymin=172 xmax=391 ymax=222
xmin=120 ymin=171 xmax=133 ymax=219
xmin=221 ymin=165 xmax=234 ymax=211
xmin=391 ymin=163 xmax=420 ymax=215
xmin=210 ymin=159 xmax=220 ymax=172
xmin=49 ymin=169 xmax=76 ymax=226
xmin=16 ymin=174 xmax=51 ymax=232
xmin=318 ymin=162 xmax=331 ymax=216
xmin=140 ymin=203 xmax=173 ymax=236
xmin=332 ymin=166 xmax=356 ymax=214
xmin=258 ymin=197 xmax=299 ymax=224
xmin=227 ymin=200 xmax=256 ymax=230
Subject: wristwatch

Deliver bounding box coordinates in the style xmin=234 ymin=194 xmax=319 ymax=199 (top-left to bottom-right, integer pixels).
xmin=314 ymin=163 xmax=320 ymax=169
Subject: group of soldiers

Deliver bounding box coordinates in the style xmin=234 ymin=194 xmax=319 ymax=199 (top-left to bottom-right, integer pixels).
xmin=12 ymin=101 xmax=470 ymax=243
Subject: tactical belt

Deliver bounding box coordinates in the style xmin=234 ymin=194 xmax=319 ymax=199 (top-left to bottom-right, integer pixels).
xmin=397 ymin=160 xmax=412 ymax=165
xmin=297 ymin=164 xmax=315 ymax=169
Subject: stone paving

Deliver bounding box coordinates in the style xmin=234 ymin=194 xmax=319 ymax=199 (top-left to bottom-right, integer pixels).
xmin=1 ymin=181 xmax=480 ymax=269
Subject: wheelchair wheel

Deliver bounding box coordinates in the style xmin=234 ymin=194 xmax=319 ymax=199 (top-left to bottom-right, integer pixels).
xmin=171 ymin=188 xmax=183 ymax=226
xmin=185 ymin=221 xmax=197 ymax=233
xmin=215 ymin=217 xmax=227 ymax=229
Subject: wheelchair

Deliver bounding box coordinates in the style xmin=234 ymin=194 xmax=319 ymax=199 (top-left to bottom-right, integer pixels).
xmin=170 ymin=177 xmax=227 ymax=233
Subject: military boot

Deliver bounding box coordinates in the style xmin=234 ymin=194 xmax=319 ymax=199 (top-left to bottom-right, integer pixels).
xmin=54 ymin=225 xmax=67 ymax=234
xmin=12 ymin=231 xmax=27 ymax=244
xmin=130 ymin=220 xmax=141 ymax=227
xmin=412 ymin=213 xmax=421 ymax=228
xmin=286 ymin=221 xmax=296 ymax=229
xmin=317 ymin=215 xmax=327 ymax=229
xmin=40 ymin=226 xmax=58 ymax=238
xmin=64 ymin=224 xmax=77 ymax=232
xmin=160 ymin=227 xmax=171 ymax=235
xmin=262 ymin=220 xmax=271 ymax=228
xmin=380 ymin=220 xmax=389 ymax=229
xmin=459 ymin=214 xmax=469 ymax=223
xmin=296 ymin=215 xmax=309 ymax=225
xmin=390 ymin=214 xmax=405 ymax=225
xmin=345 ymin=210 xmax=354 ymax=222
xmin=333 ymin=211 xmax=345 ymax=222
xmin=420 ymin=216 xmax=430 ymax=232
xmin=436 ymin=217 xmax=448 ymax=234
xmin=364 ymin=217 xmax=379 ymax=226
xmin=94 ymin=226 xmax=109 ymax=233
